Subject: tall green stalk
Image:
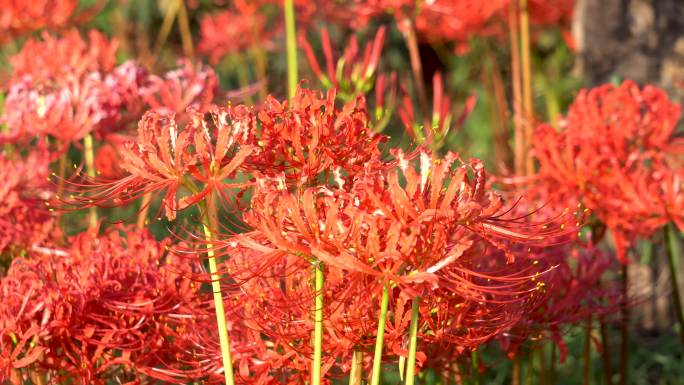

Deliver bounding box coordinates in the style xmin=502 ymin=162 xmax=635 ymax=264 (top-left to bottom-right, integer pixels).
xmin=311 ymin=261 xmax=324 ymax=385
xmin=200 ymin=197 xmax=235 ymax=385
xmin=472 ymin=350 xmax=480 ymax=385
xmin=350 ymin=350 xmax=363 ymax=385
xmin=284 ymin=0 xmax=298 ymax=100
xmin=370 ymin=284 xmax=390 ymax=385
xmin=512 ymin=356 xmax=521 ymax=385
xmin=405 ymin=297 xmax=420 ymax=385
xmin=665 ymin=224 xmax=684 ymax=347
xmin=83 ymin=134 xmax=98 ymax=229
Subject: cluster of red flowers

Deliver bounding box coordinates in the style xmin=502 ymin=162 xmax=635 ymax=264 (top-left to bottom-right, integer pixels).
xmin=1 ymin=30 xmax=217 ymax=151
xmin=199 ymin=2 xmax=270 ymax=64
xmin=0 ymin=0 xmax=80 ymax=41
xmin=3 ymin=3 xmax=679 ymax=385
xmin=197 ymin=0 xmax=575 ymax=67
xmin=533 ymin=80 xmax=684 ymax=261
xmin=55 ymin=81 xmax=592 ymax=383
xmin=0 ymin=227 xmax=209 ymax=384
xmin=0 ymin=151 xmax=58 ymax=261
xmin=333 ymin=0 xmax=575 ymax=52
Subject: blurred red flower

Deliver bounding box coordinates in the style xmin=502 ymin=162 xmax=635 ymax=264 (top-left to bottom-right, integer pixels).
xmin=533 ymin=80 xmax=684 ymax=261
xmin=0 ymin=227 xmax=212 ymax=384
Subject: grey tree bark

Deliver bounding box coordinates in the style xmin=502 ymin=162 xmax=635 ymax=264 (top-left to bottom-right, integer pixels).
xmin=573 ymin=0 xmax=684 ymax=101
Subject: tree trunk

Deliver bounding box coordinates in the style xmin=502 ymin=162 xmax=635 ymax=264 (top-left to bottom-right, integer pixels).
xmin=573 ymin=0 xmax=684 ymax=101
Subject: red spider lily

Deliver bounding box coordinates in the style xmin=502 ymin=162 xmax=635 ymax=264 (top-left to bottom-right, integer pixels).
xmin=301 ymin=26 xmax=387 ymax=101
xmin=94 ymin=142 xmax=128 ymax=180
xmin=198 ymin=0 xmax=341 ymax=65
xmin=226 ymin=148 xmax=580 ymax=381
xmin=345 ymin=0 xmax=506 ymax=48
xmin=199 ymin=6 xmax=270 ymax=64
xmin=248 ymin=86 xmax=387 ymax=186
xmin=64 ymin=105 xmax=255 ymax=221
xmin=336 ymin=0 xmax=573 ymax=52
xmin=399 ymin=72 xmax=476 ymax=148
xmin=416 ymin=0 xmax=575 ymax=50
xmin=158 ymin=306 xmax=308 ymax=385
xmin=495 ymin=244 xmax=618 ymax=361
xmin=208 ymin=234 xmax=401 ymax=383
xmin=533 ymin=80 xmax=684 ymax=261
xmin=101 ymin=60 xmax=218 ymax=134
xmin=102 ymin=61 xmax=152 ymax=131
xmin=0 ymin=30 xmax=123 ymax=145
xmin=67 ymin=86 xmax=379 ymax=221
xmin=0 ymin=151 xmax=59 ymax=262
xmin=0 ymin=0 xmax=79 ymax=41
xmin=2 ymin=72 xmax=119 ymax=145
xmin=8 ymin=29 xmax=118 ymax=82
xmin=0 ymin=227 xmax=214 ymax=384
xmin=140 ymin=60 xmax=219 ymax=115
xmin=371 ymin=71 xmax=399 ymax=132
xmin=2 ymin=32 xmax=217 ymax=147
xmin=246 ymin=148 xmax=580 ymax=294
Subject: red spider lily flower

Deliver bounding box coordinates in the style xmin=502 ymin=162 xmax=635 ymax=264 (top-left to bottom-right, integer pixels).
xmin=246 ymin=148 xmax=580 ymax=295
xmin=249 ymin=86 xmax=387 ymax=186
xmin=67 ymin=85 xmax=377 ymax=221
xmin=101 ymin=60 xmax=219 ymax=133
xmin=301 ymin=26 xmax=387 ymax=101
xmin=9 ymin=29 xmax=118 ymax=82
xmin=103 ymin=61 xmax=152 ymax=130
xmin=0 ymin=0 xmax=79 ymax=41
xmin=228 ymin=148 xmax=580 ymax=380
xmin=2 ymin=72 xmax=119 ymax=145
xmin=533 ymin=80 xmax=684 ymax=261
xmin=0 ymin=30 xmax=123 ymax=145
xmin=64 ymin=106 xmax=255 ymax=221
xmin=371 ymin=71 xmax=399 ymax=132
xmin=399 ymin=72 xmax=476 ymax=148
xmin=0 ymin=151 xmax=59 ymax=263
xmin=209 ymin=234 xmax=399 ymax=383
xmin=140 ymin=60 xmax=219 ymax=115
xmin=198 ymin=5 xmax=270 ymax=64
xmin=0 ymin=227 xmax=214 ymax=384
xmin=337 ymin=0 xmax=573 ymax=52
xmin=346 ymin=0 xmax=505 ymax=47
xmin=94 ymin=142 xmax=128 ymax=180
xmin=661 ymin=169 xmax=684 ymax=231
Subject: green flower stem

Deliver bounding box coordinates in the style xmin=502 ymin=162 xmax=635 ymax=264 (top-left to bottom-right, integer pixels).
xmin=233 ymin=54 xmax=255 ymax=105
xmin=83 ymin=133 xmax=98 ymax=229
xmin=405 ymin=297 xmax=420 ymax=385
xmin=665 ymin=224 xmax=684 ymax=347
xmin=311 ymin=261 xmax=324 ymax=385
xmin=472 ymin=349 xmax=480 ymax=385
xmin=176 ymin=0 xmax=194 ymax=58
xmin=349 ymin=349 xmax=363 ymax=385
xmin=197 ymin=194 xmax=235 ymax=385
xmin=153 ymin=0 xmax=180 ymax=57
xmin=538 ymin=345 xmax=548 ymax=385
xmin=370 ymin=283 xmax=390 ymax=385
xmin=284 ymin=0 xmax=298 ymax=100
